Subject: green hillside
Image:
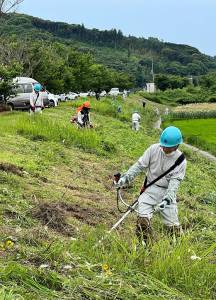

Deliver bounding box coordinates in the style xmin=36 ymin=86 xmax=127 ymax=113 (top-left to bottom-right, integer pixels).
xmin=0 ymin=96 xmax=215 ymax=299
xmin=1 ymin=13 xmax=216 ymax=86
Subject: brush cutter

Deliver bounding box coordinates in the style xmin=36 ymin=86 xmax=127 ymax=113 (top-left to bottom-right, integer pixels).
xmin=95 ymin=182 xmax=167 ymax=247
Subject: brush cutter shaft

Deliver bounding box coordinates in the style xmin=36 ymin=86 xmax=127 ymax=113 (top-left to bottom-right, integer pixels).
xmin=109 ymin=201 xmax=138 ymax=233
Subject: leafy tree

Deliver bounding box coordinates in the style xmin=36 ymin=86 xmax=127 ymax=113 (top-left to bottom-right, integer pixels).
xmin=0 ymin=62 xmax=22 ymax=102
xmin=155 ymin=74 xmax=189 ymax=91
xmin=0 ymin=0 xmax=24 ymax=16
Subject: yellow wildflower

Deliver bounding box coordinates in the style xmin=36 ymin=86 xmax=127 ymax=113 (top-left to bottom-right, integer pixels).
xmin=102 ymin=263 xmax=109 ymax=272
xmin=5 ymin=240 xmax=14 ymax=249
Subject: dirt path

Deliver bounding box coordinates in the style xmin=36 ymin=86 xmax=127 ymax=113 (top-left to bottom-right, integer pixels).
xmin=153 ymin=116 xmax=162 ymax=129
xmin=182 ymin=143 xmax=216 ymax=162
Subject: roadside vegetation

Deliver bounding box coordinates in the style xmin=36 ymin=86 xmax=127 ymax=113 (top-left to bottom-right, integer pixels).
xmin=0 ymin=96 xmax=215 ymax=299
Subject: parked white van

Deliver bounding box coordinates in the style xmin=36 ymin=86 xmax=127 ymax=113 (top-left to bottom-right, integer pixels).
xmin=7 ymin=77 xmax=54 ymax=110
xmin=108 ymin=88 xmax=120 ymax=97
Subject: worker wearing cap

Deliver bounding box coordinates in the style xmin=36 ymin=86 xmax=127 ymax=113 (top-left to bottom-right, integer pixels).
xmin=115 ymin=126 xmax=187 ymax=244
xmin=30 ymin=83 xmax=44 ymax=114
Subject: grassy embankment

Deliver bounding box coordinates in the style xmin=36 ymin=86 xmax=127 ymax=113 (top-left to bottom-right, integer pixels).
xmin=139 ymin=87 xmax=216 ymax=105
xmin=0 ymin=96 xmax=215 ymax=299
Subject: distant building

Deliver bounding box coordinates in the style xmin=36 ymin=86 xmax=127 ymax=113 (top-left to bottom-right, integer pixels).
xmin=188 ymin=76 xmax=193 ymax=85
xmin=146 ymin=83 xmax=156 ymax=93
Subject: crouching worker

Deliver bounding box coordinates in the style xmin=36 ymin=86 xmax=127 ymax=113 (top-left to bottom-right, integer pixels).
xmin=71 ymin=101 xmax=93 ymax=128
xmin=114 ymin=126 xmax=187 ymax=245
xmin=30 ymin=83 xmax=44 ymax=114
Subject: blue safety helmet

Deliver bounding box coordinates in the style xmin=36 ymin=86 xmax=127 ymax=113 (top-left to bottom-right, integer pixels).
xmin=160 ymin=126 xmax=183 ymax=147
xmin=33 ymin=83 xmax=41 ymax=92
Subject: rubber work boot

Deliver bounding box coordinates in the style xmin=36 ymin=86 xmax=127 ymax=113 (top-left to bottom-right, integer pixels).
xmin=164 ymin=226 xmax=183 ymax=245
xmin=136 ymin=217 xmax=153 ymax=245
xmin=165 ymin=225 xmax=183 ymax=237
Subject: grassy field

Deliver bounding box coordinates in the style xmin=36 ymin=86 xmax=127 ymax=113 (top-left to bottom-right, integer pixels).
xmin=0 ymin=96 xmax=216 ymax=299
xmin=163 ymin=118 xmax=216 ymax=156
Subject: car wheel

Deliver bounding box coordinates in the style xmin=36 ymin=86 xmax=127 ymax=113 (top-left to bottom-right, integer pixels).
xmin=49 ymin=100 xmax=55 ymax=107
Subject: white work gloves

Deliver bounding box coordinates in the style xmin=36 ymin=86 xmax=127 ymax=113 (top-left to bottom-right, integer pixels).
xmin=163 ymin=178 xmax=181 ymax=204
xmin=114 ymin=175 xmax=129 ymax=189
xmin=155 ymin=179 xmax=181 ymax=211
xmin=155 ymin=199 xmax=170 ymax=212
xmin=114 ymin=162 xmax=144 ymax=189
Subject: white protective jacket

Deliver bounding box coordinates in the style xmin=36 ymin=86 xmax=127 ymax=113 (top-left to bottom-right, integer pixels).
xmin=120 ymin=143 xmax=187 ymax=203
xmin=132 ymin=112 xmax=141 ymax=123
xmin=30 ymin=91 xmax=44 ymax=108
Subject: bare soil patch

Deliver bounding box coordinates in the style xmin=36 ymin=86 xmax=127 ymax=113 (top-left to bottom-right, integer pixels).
xmin=60 ymin=202 xmax=105 ymax=225
xmin=33 ymin=201 xmax=106 ymax=235
xmin=33 ymin=202 xmax=73 ymax=236
xmin=0 ymin=162 xmax=24 ymax=176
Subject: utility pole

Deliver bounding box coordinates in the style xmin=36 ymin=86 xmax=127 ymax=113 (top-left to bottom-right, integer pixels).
xmin=151 ymin=57 xmax=155 ymax=83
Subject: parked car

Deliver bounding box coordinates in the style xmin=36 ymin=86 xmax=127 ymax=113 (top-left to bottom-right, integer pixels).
xmin=108 ymin=88 xmax=120 ymax=97
xmin=78 ymin=92 xmax=89 ymax=98
xmin=6 ymin=77 xmax=51 ymax=111
xmin=57 ymin=94 xmax=67 ymax=101
xmin=100 ymin=90 xmax=107 ymax=97
xmin=65 ymin=92 xmax=78 ymax=100
xmin=46 ymin=91 xmax=58 ymax=106
xmin=89 ymin=91 xmax=96 ymax=97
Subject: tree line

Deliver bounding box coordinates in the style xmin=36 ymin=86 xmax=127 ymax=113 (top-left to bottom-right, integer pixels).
xmin=1 ymin=12 xmax=216 ymax=88
xmin=0 ymin=37 xmax=133 ymax=100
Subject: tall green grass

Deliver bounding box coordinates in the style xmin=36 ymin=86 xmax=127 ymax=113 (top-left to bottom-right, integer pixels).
xmin=16 ymin=115 xmax=100 ymax=152
xmin=1 ymin=228 xmax=214 ymax=299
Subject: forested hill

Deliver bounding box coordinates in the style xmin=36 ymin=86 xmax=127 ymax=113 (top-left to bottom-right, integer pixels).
xmin=1 ymin=13 xmax=216 ymax=86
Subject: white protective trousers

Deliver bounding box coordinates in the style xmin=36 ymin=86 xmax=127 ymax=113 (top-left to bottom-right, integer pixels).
xmin=137 ymin=184 xmax=179 ymax=226
xmin=30 ymin=107 xmax=42 ymax=115
xmin=132 ymin=121 xmax=140 ymax=131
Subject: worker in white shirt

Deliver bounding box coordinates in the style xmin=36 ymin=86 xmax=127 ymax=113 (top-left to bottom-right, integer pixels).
xmin=132 ymin=111 xmax=141 ymax=131
xmin=30 ymin=83 xmax=44 ymax=114
xmin=114 ymin=126 xmax=186 ymax=244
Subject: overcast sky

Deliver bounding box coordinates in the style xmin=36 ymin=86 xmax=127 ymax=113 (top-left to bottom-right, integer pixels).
xmin=19 ymin=0 xmax=216 ymax=56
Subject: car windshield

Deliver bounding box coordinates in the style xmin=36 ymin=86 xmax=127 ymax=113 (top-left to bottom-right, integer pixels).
xmin=13 ymin=83 xmax=32 ymax=93
xmin=24 ymin=84 xmax=33 ymax=93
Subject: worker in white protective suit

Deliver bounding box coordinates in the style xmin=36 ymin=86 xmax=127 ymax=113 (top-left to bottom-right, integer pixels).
xmin=30 ymin=83 xmax=44 ymax=114
xmin=132 ymin=111 xmax=141 ymax=131
xmin=115 ymin=126 xmax=187 ymax=244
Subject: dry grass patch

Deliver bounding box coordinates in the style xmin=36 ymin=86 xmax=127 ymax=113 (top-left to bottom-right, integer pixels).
xmin=174 ymin=103 xmax=216 ymax=112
